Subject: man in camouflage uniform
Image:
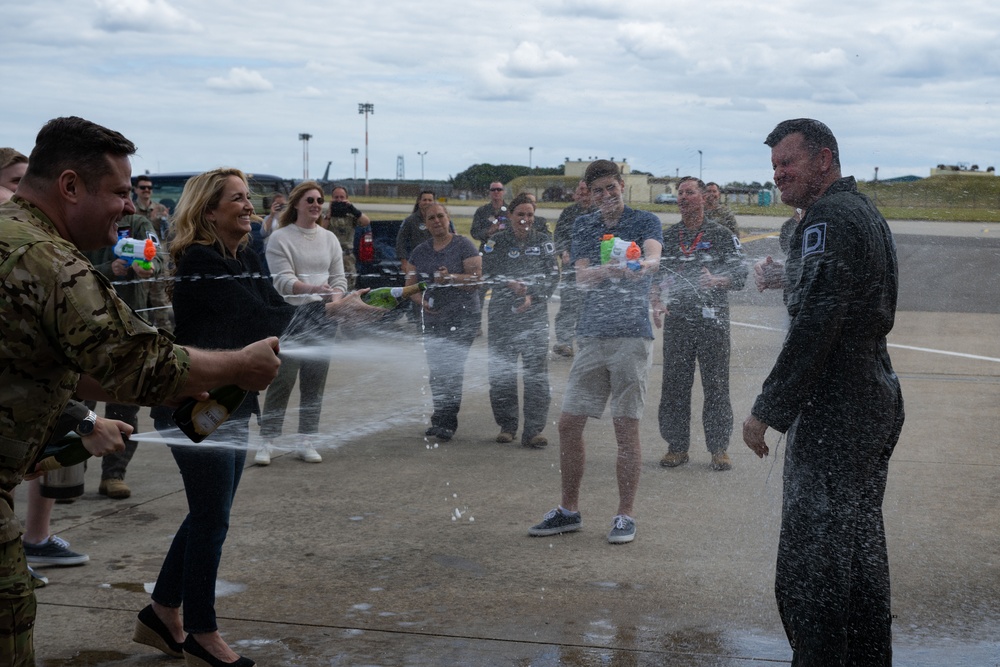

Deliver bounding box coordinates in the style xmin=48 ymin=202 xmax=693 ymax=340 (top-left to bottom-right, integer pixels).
xmin=0 ymin=116 xmax=280 ymax=666
xmin=703 ymin=182 xmax=740 ymax=237
xmin=82 ymin=209 xmax=164 ymax=500
xmin=133 ymin=175 xmax=174 ymax=332
xmin=324 ymin=186 xmax=370 ymax=288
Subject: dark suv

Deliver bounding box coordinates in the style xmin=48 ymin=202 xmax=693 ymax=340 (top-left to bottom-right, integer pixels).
xmin=132 ymin=172 xmax=292 ymax=212
xmin=353 ymin=219 xmax=405 ymax=290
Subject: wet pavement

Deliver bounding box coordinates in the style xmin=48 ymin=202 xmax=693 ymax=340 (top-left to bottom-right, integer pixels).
xmin=16 ymin=220 xmax=1000 ymax=666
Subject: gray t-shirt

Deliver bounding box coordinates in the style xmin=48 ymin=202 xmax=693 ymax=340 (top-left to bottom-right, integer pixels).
xmin=408 ymin=234 xmax=481 ymax=323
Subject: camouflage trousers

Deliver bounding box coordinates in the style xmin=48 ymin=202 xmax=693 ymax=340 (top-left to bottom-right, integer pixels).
xmin=146 ymin=281 xmax=175 ymax=332
xmin=0 ymin=537 xmax=35 ymax=666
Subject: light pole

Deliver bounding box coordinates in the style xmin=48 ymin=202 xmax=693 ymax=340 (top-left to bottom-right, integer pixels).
xmin=529 ymin=146 xmax=534 ymax=169
xmin=358 ymin=103 xmax=374 ymax=195
xmin=299 ymin=133 xmax=312 ymax=180
xmin=697 ymin=149 xmax=703 ymax=181
xmin=351 ymin=148 xmax=359 ymax=181
xmin=417 ymin=151 xmax=427 ymax=182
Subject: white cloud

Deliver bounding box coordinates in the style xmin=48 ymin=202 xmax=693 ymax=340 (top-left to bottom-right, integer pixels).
xmin=803 ymin=49 xmax=851 ymax=74
xmin=95 ymin=0 xmax=201 ymax=33
xmin=545 ymin=0 xmax=628 ymax=20
xmin=499 ymin=43 xmax=578 ymax=78
xmin=205 ymin=67 xmax=273 ymax=93
xmin=615 ymin=22 xmax=686 ymax=61
xmin=4 ymin=0 xmax=999 ymax=186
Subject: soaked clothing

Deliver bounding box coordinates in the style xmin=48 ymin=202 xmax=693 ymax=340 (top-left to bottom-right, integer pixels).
xmin=571 ymin=206 xmax=662 ymax=340
xmin=0 ymin=197 xmax=190 ymax=664
xmin=751 ymin=177 xmax=904 ymax=665
xmin=704 ymin=204 xmax=740 ymax=236
xmin=658 ymin=220 xmax=746 ymax=454
xmin=482 ymin=229 xmax=559 ymax=442
xmin=470 ymin=202 xmax=508 ymax=250
xmin=409 ymin=235 xmax=481 ymax=432
xmin=552 ymin=203 xmax=592 ymax=347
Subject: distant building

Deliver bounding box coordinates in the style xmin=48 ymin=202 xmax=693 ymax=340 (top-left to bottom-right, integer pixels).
xmin=562 ymin=158 xmax=653 ymax=202
xmin=930 ymin=164 xmax=996 ymax=177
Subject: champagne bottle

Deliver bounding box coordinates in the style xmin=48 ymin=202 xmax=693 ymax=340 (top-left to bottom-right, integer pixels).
xmin=173 ymin=385 xmax=249 ymax=443
xmin=33 ymin=439 xmax=92 ymax=472
xmin=361 ymin=282 xmax=427 ymax=309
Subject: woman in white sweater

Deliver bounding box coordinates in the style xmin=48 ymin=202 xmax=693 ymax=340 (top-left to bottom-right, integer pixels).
xmin=258 ymin=181 xmax=347 ymax=464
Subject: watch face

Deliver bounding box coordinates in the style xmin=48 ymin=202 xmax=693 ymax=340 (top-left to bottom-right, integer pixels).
xmin=77 ymin=412 xmax=97 ymax=435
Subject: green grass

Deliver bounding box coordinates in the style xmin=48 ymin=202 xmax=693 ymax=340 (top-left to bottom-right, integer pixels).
xmin=355 ymin=174 xmax=1000 ymax=224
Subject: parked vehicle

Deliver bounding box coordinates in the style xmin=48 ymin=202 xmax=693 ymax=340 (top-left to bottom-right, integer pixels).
xmin=354 ymin=219 xmax=405 ymax=290
xmin=655 ymin=193 xmax=679 ymax=204
xmin=132 ymin=172 xmax=292 ymax=213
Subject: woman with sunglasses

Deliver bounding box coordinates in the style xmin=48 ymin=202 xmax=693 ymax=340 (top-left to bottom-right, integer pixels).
xmin=257 ymin=181 xmax=348 ymax=465
xmin=135 ymin=169 xmax=374 ymax=666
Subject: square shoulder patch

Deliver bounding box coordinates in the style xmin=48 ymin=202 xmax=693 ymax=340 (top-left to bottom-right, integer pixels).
xmin=802 ymin=223 xmax=827 ymax=258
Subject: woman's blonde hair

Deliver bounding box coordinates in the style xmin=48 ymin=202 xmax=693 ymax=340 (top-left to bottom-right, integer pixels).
xmin=170 ymin=168 xmax=250 ymax=265
xmin=277 ymin=180 xmax=324 ymax=228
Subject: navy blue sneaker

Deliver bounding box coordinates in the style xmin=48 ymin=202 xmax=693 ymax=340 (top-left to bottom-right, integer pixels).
xmin=529 ymin=508 xmax=582 ymax=536
xmin=24 ymin=535 xmax=89 ymax=566
xmin=607 ymin=515 xmax=636 ymax=544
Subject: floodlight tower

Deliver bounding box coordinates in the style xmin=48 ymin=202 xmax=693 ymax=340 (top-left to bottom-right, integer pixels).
xmin=418 ymin=151 xmax=428 ymax=182
xmin=299 ymin=133 xmax=312 ymax=180
xmin=358 ymin=103 xmax=374 ymax=195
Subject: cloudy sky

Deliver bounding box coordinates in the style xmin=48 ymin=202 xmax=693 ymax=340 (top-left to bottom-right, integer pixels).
xmin=5 ymin=0 xmax=998 ymax=187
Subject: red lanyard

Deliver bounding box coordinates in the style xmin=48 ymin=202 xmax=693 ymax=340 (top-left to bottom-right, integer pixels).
xmin=679 ymin=230 xmax=703 ymax=257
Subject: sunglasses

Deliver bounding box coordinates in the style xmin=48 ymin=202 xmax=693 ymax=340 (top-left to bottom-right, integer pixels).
xmin=136 ymin=185 xmax=153 ymax=191
xmin=304 ymin=196 xmax=324 ymax=204
xmin=490 ymin=188 xmax=504 ymax=192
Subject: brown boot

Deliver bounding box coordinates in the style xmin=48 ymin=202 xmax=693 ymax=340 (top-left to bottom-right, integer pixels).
xmin=711 ymin=451 xmax=733 ymax=471
xmin=99 ymin=478 xmax=131 ymax=499
xmin=659 ymin=452 xmax=689 ymax=468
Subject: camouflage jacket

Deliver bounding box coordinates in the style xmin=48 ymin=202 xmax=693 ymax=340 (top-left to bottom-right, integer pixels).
xmin=0 ymin=198 xmax=190 ymax=543
xmin=704 ymin=205 xmax=740 ymax=236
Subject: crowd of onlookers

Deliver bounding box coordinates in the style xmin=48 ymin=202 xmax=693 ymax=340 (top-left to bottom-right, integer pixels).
xmin=2 ymin=116 xmax=904 ymax=666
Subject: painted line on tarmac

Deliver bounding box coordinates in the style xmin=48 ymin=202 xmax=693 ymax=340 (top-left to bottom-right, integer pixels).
xmin=732 ymin=321 xmax=1000 ymax=364
xmin=739 ymin=232 xmax=779 ymax=243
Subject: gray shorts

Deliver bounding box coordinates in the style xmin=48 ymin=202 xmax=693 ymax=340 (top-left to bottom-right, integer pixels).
xmin=561 ymin=337 xmax=653 ymax=420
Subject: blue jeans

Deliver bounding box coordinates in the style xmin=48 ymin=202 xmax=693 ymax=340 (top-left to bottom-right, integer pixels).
xmin=151 ymin=419 xmax=247 ymax=633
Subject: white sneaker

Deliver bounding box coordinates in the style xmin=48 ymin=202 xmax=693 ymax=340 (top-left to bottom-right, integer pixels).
xmin=254 ymin=443 xmax=272 ymax=466
xmin=297 ymin=446 xmax=322 ymax=463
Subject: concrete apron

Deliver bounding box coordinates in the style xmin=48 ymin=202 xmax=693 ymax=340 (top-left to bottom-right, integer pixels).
xmin=20 ymin=258 xmax=1000 ymax=666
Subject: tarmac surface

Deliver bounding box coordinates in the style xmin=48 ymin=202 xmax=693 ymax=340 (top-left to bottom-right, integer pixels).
xmin=15 ymin=218 xmax=1000 ymax=666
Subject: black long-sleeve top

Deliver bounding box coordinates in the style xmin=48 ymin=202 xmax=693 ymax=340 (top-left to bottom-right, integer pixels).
xmin=171 ymin=243 xmax=295 ymax=350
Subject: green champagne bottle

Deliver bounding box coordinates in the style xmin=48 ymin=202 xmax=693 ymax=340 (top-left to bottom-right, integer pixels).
xmin=173 ymin=385 xmax=249 ymax=443
xmin=33 ymin=439 xmax=92 ymax=472
xmin=361 ymin=282 xmax=427 ymax=309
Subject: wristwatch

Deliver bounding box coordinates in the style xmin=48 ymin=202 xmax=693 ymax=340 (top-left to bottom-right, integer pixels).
xmin=75 ymin=410 xmax=98 ymax=436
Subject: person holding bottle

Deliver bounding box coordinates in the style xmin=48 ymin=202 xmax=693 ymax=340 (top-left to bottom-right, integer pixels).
xmin=405 ymin=203 xmax=482 ymax=441
xmin=138 ymin=169 xmax=376 ymax=666
xmin=0 ymin=117 xmax=282 ymax=667
xmin=258 ymin=181 xmax=352 ymax=464
xmin=481 ymin=194 xmax=559 ymax=448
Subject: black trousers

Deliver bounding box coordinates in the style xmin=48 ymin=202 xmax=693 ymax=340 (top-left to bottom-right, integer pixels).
xmin=423 ymin=312 xmax=479 ymax=432
xmin=776 ymin=359 xmax=904 ymax=666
